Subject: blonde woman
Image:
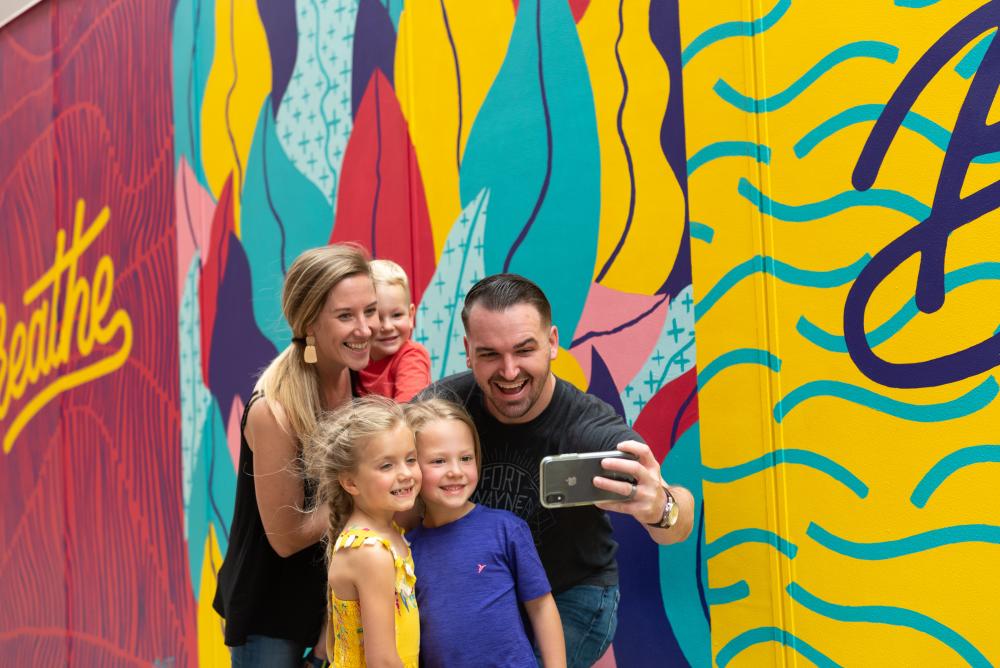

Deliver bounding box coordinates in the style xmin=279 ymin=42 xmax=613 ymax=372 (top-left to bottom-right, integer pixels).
xmin=214 ymin=244 xmax=379 ymax=667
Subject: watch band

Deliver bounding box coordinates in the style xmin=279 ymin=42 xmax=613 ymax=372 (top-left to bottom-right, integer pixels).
xmin=647 ymin=482 xmax=679 ymax=529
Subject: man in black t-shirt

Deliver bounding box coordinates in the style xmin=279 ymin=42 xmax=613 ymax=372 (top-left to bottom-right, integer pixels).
xmin=421 ymin=274 xmax=694 ymax=668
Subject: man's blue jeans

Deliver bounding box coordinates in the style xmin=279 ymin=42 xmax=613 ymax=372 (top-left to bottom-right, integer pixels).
xmin=538 ymin=584 xmax=620 ymax=668
xmin=230 ymin=634 xmax=305 ymax=668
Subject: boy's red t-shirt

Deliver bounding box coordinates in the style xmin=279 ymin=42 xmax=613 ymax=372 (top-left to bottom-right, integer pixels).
xmin=357 ymin=339 xmax=432 ymax=402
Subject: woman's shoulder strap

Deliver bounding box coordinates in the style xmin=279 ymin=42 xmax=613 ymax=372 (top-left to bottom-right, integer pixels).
xmin=240 ymin=390 xmax=266 ymax=431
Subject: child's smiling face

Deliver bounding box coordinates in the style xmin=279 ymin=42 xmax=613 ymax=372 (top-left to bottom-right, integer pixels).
xmin=416 ymin=419 xmax=479 ymax=518
xmin=345 ymin=423 xmax=421 ymax=516
xmin=371 ymin=283 xmax=415 ymax=361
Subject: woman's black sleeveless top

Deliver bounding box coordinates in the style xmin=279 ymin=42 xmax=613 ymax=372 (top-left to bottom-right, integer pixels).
xmin=212 ymin=388 xmax=341 ymax=647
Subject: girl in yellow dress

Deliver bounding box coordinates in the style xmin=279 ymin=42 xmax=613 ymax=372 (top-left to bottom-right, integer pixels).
xmin=306 ymin=396 xmax=421 ymax=668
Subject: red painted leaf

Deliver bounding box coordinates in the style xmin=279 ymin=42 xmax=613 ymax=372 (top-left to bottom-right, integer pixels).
xmin=331 ymin=71 xmax=436 ymax=304
xmin=633 ymin=368 xmax=699 ymax=463
xmin=198 ymin=174 xmax=235 ymax=385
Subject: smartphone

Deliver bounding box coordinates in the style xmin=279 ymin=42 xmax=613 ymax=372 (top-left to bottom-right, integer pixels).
xmin=539 ymin=451 xmax=638 ymax=509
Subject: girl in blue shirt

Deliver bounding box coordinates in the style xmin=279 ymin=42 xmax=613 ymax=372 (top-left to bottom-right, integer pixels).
xmin=404 ymin=398 xmax=565 ymax=668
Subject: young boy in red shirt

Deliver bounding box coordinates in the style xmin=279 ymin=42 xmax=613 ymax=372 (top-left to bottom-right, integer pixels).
xmin=358 ymin=259 xmax=432 ymax=401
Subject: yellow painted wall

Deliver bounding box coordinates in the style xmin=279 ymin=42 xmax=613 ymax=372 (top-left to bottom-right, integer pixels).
xmin=682 ymin=1 xmax=1000 ymax=665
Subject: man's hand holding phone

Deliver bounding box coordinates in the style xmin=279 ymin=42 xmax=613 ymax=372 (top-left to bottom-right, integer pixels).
xmin=593 ymin=440 xmax=671 ymax=525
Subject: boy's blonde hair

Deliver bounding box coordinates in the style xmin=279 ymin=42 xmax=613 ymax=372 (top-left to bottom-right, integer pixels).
xmin=370 ymin=258 xmax=411 ymax=302
xmin=305 ymin=395 xmax=410 ymax=558
xmin=404 ymin=398 xmax=482 ymax=474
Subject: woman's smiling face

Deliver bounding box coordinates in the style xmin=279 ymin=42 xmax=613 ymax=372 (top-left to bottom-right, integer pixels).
xmin=308 ymin=273 xmax=379 ymax=372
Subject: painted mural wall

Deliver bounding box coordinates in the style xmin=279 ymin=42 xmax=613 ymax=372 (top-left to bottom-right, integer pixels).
xmin=1 ymin=0 xmax=705 ymax=666
xmin=5 ymin=0 xmax=999 ymax=666
xmin=682 ymin=0 xmax=1000 ymax=666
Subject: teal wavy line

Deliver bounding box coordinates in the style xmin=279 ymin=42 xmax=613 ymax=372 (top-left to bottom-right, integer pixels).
xmin=687 ymin=141 xmax=771 ymax=175
xmin=696 ymin=252 xmax=870 ymax=322
xmin=911 ymin=445 xmax=1000 ymax=508
xmin=796 ymin=310 xmax=911 ymax=353
xmin=690 ymin=221 xmax=714 ymax=243
xmin=713 ymin=41 xmax=899 ymax=113
xmin=658 ymin=337 xmax=696 ymax=387
xmin=894 ymin=0 xmax=940 ymax=7
xmin=807 ymin=522 xmax=1000 ymax=560
xmin=794 ymin=103 xmax=1000 ymax=163
xmin=774 ymin=376 xmax=999 ymax=423
xmin=708 ymin=581 xmax=750 ymax=606
xmin=956 ymin=31 xmax=995 ymax=79
xmin=787 ymin=582 xmax=991 ymax=668
xmin=795 ymin=104 xmax=946 ymax=155
xmin=716 ymin=626 xmax=843 ymax=668
xmin=702 ymin=449 xmax=869 ymax=498
xmin=681 ymin=0 xmax=791 ymax=66
xmin=705 ymin=528 xmax=798 ymax=560
xmin=738 ymin=177 xmax=930 ymax=223
xmin=698 ymin=348 xmax=781 ymax=389
xmin=796 ymin=262 xmax=1000 ymax=352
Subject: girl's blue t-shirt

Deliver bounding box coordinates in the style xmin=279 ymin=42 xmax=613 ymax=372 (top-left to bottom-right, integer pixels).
xmin=407 ymin=504 xmax=551 ymax=667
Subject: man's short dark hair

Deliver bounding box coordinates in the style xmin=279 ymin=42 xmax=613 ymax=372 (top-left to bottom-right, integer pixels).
xmin=461 ymin=274 xmax=553 ymax=329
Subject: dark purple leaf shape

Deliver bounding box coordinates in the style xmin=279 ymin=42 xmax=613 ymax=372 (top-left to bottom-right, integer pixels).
xmin=257 ymin=0 xmax=298 ymax=114
xmin=208 ymin=232 xmax=279 ymax=418
xmin=352 ymin=0 xmax=397 ymax=119
xmin=650 ymin=0 xmax=693 ymax=299
xmin=586 ymin=348 xmax=626 ymax=418
xmin=609 ymin=511 xmax=689 ymax=667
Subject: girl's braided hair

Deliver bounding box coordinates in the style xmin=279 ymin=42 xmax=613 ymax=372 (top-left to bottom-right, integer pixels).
xmin=304 ymin=395 xmax=410 ymax=559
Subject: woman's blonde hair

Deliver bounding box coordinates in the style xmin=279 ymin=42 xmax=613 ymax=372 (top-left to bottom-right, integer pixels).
xmin=258 ymin=243 xmax=371 ymax=443
xmin=404 ymin=398 xmax=482 ymax=474
xmin=305 ymin=395 xmax=410 ymax=557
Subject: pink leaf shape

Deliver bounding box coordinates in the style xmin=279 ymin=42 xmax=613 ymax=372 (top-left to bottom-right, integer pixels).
xmin=227 ymin=396 xmax=244 ymax=471
xmin=569 ymin=283 xmax=669 ymax=391
xmin=175 ymin=158 xmax=216 ymax=298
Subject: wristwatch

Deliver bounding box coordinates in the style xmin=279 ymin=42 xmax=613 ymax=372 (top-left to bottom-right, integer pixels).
xmin=647 ymin=481 xmax=679 ymax=529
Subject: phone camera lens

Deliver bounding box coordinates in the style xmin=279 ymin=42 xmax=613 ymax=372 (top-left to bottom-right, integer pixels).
xmin=546 ymin=493 xmax=565 ymax=504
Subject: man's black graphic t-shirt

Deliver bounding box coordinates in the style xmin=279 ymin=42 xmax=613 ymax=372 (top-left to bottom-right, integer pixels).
xmin=423 ymin=372 xmax=642 ymax=593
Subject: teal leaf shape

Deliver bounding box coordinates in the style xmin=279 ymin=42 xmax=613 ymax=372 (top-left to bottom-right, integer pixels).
xmin=459 ymin=0 xmax=600 ymax=339
xmin=413 ymin=189 xmax=490 ymax=380
xmin=620 ymin=285 xmax=696 ymax=426
xmin=242 ymin=97 xmax=333 ymax=349
xmin=276 ymin=0 xmax=359 ymax=204
xmin=180 ymin=258 xmax=213 ymax=522
xmin=172 ymin=0 xmax=215 ymax=190
xmin=187 ymin=397 xmax=237 ymax=599
xmin=180 ymin=259 xmax=237 ymax=597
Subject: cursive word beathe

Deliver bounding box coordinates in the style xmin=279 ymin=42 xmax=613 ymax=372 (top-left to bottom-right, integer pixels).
xmin=0 ymin=199 xmax=133 ymax=453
